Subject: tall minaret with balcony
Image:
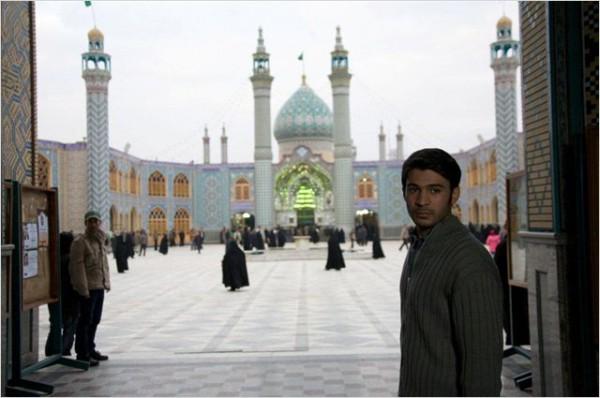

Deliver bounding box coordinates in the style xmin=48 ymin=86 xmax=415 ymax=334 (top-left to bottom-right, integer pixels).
xmin=221 ymin=124 xmax=228 ymax=164
xmin=250 ymin=27 xmax=274 ymax=227
xmin=329 ymin=27 xmax=354 ymax=232
xmin=82 ymin=27 xmax=111 ymax=224
xmin=490 ymin=15 xmax=520 ymax=223
xmin=378 ymin=123 xmax=386 ymax=161
xmin=396 ymin=122 xmax=404 ymax=161
xmin=203 ymin=125 xmax=210 ymax=164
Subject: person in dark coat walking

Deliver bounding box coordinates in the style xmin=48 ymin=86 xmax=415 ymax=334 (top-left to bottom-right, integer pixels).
xmin=325 ymin=229 xmax=346 ymax=271
xmin=372 ymin=229 xmax=385 ymax=259
xmin=179 ymin=230 xmax=185 ymax=246
xmin=114 ymin=233 xmax=130 ymax=273
xmin=221 ymin=240 xmax=250 ymax=291
xmin=159 ymin=233 xmax=169 ymax=255
xmin=255 ymin=227 xmax=265 ymax=250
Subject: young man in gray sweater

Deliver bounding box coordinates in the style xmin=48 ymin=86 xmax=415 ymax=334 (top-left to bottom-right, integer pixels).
xmin=399 ymin=148 xmax=503 ymax=396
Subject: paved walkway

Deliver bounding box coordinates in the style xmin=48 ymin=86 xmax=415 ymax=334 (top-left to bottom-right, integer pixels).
xmin=30 ymin=241 xmax=531 ymax=396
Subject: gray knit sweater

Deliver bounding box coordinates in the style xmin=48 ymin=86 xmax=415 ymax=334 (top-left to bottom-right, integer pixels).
xmin=399 ymin=215 xmax=503 ymax=396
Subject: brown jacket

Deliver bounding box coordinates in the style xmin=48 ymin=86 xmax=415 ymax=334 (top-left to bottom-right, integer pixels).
xmin=69 ymin=230 xmax=111 ymax=297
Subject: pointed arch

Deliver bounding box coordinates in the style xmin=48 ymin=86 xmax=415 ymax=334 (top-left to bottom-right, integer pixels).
xmin=148 ymin=207 xmax=167 ymax=236
xmin=129 ymin=168 xmax=138 ymax=195
xmin=491 ymin=196 xmax=499 ymax=224
xmin=488 ymin=151 xmax=497 ymax=182
xmin=110 ymin=205 xmax=119 ymax=232
xmin=130 ymin=207 xmax=138 ymax=231
xmin=234 ymin=177 xmax=250 ymax=201
xmin=174 ymin=208 xmax=190 ymax=242
xmin=471 ymin=199 xmax=480 ymax=224
xmin=148 ymin=171 xmax=166 ymax=196
xmin=173 ymin=173 xmax=190 ymax=198
xmin=110 ymin=161 xmax=118 ymax=191
xmin=357 ymin=175 xmax=375 ymax=199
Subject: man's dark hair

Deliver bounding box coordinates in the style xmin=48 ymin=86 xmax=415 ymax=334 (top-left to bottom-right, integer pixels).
xmin=401 ymin=148 xmax=462 ymax=193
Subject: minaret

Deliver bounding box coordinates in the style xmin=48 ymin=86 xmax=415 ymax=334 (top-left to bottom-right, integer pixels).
xmin=329 ymin=27 xmax=354 ymax=232
xmin=82 ymin=27 xmax=111 ymax=225
xmin=396 ymin=122 xmax=404 ymax=161
xmin=221 ymin=124 xmax=228 ymax=164
xmin=378 ymin=123 xmax=386 ymax=161
xmin=250 ymin=27 xmax=274 ymax=227
xmin=490 ymin=15 xmax=520 ymax=223
xmin=203 ymin=125 xmax=210 ymax=164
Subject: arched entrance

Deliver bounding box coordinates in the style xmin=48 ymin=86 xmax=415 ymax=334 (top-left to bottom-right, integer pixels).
xmin=274 ymin=162 xmax=333 ymax=228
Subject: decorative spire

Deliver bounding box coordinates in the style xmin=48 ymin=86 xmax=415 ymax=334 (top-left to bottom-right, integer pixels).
xmin=335 ymin=26 xmax=345 ymax=51
xmin=379 ymin=122 xmax=385 ymax=136
xmin=397 ymin=122 xmax=403 ymax=136
xmin=222 ymin=123 xmax=226 ymax=137
xmin=204 ymin=125 xmax=209 ymax=137
xmin=257 ymin=26 xmax=266 ymax=53
xmin=301 ymin=74 xmax=307 ymax=86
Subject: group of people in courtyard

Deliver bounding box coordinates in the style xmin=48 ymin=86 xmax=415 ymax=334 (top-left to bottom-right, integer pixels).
xmin=47 ymin=147 xmax=505 ymax=395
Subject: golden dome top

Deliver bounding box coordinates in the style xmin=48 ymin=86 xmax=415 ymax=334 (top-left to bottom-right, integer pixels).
xmin=88 ymin=27 xmax=104 ymax=41
xmin=496 ymin=15 xmax=512 ymax=29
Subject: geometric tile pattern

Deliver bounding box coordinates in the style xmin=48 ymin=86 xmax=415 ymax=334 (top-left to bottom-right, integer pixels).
xmin=1 ymin=1 xmax=34 ymax=185
xmin=195 ymin=168 xmax=227 ymax=229
xmin=32 ymin=242 xmax=530 ymax=397
xmin=379 ymin=166 xmax=410 ymax=226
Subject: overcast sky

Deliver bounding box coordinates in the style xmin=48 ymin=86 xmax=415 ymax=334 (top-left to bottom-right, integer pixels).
xmin=35 ymin=1 xmax=521 ymax=164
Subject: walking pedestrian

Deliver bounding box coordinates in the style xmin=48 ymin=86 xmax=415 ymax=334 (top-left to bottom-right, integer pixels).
xmin=325 ymin=228 xmax=345 ymax=271
xmin=221 ymin=240 xmax=250 ymax=291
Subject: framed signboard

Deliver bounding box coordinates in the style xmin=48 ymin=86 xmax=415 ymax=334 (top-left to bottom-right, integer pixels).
xmin=506 ymin=171 xmax=528 ymax=288
xmin=20 ymin=184 xmax=59 ymax=310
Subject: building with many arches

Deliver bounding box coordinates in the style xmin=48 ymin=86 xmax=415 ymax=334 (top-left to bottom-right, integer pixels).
xmin=36 ymin=18 xmax=523 ymax=242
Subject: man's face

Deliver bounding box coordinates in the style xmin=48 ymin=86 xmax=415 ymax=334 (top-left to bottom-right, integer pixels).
xmin=404 ymin=169 xmax=459 ymax=234
xmin=85 ymin=218 xmax=101 ymax=234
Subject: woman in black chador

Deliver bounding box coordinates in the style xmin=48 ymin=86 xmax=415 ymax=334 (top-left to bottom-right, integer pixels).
xmin=372 ymin=229 xmax=385 ymax=259
xmin=325 ymin=229 xmax=346 ymax=271
xmin=222 ymin=240 xmax=250 ymax=291
xmin=159 ymin=233 xmax=169 ymax=255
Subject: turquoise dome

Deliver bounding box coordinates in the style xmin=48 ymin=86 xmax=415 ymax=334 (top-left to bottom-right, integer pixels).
xmin=274 ymin=84 xmax=333 ymax=142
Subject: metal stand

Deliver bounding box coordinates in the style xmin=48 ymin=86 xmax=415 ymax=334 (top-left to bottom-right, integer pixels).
xmin=5 ymin=181 xmax=87 ymax=396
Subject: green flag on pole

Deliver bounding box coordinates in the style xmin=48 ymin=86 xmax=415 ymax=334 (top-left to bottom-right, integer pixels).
xmin=85 ymin=1 xmax=92 ymax=7
xmin=298 ymin=53 xmax=303 ymax=61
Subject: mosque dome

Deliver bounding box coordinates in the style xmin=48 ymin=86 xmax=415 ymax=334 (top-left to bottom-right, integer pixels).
xmin=274 ymin=80 xmax=333 ymax=142
xmin=496 ymin=15 xmax=512 ymax=29
xmin=88 ymin=27 xmax=104 ymax=41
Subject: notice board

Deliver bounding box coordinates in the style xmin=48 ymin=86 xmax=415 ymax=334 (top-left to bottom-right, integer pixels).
xmin=20 ymin=184 xmax=59 ymax=310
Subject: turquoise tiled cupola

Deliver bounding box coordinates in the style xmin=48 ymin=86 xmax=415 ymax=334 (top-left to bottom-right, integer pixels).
xmin=274 ymin=77 xmax=334 ymax=142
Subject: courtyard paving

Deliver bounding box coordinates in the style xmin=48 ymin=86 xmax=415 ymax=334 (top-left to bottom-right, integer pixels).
xmin=29 ymin=240 xmax=531 ymax=396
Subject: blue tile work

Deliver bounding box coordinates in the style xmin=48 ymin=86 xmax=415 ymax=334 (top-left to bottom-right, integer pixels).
xmin=195 ymin=167 xmax=229 ymax=229
xmin=379 ymin=165 xmax=409 ymax=227
xmin=1 ymin=2 xmax=34 ymax=185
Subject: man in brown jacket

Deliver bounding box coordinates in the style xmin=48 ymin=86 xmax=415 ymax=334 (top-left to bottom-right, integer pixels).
xmin=70 ymin=210 xmax=111 ymax=367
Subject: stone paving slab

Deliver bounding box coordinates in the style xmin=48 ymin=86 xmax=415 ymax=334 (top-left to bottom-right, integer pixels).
xmin=30 ymin=241 xmax=531 ymax=396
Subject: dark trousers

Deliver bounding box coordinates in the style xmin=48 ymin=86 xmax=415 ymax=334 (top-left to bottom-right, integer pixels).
xmin=75 ymin=289 xmax=104 ymax=360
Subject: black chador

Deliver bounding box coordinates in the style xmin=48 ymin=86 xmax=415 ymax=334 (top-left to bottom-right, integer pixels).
xmin=325 ymin=230 xmax=346 ymax=271
xmin=114 ymin=233 xmax=130 ymax=273
xmin=372 ymin=230 xmax=385 ymax=259
xmin=255 ymin=230 xmax=265 ymax=250
xmin=222 ymin=240 xmax=250 ymax=291
xmin=159 ymin=234 xmax=169 ymax=255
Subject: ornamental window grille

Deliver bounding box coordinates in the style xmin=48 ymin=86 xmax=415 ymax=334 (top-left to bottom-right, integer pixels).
xmin=234 ymin=178 xmax=250 ymax=201
xmin=174 ymin=208 xmax=190 ymax=236
xmin=173 ymin=174 xmax=190 ymax=198
xmin=357 ymin=177 xmax=374 ymax=199
xmin=148 ymin=171 xmax=166 ymax=196
xmin=148 ymin=207 xmax=167 ymax=236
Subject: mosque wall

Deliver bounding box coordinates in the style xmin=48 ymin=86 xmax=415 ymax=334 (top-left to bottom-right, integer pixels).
xmin=194 ymin=167 xmax=229 ymax=240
